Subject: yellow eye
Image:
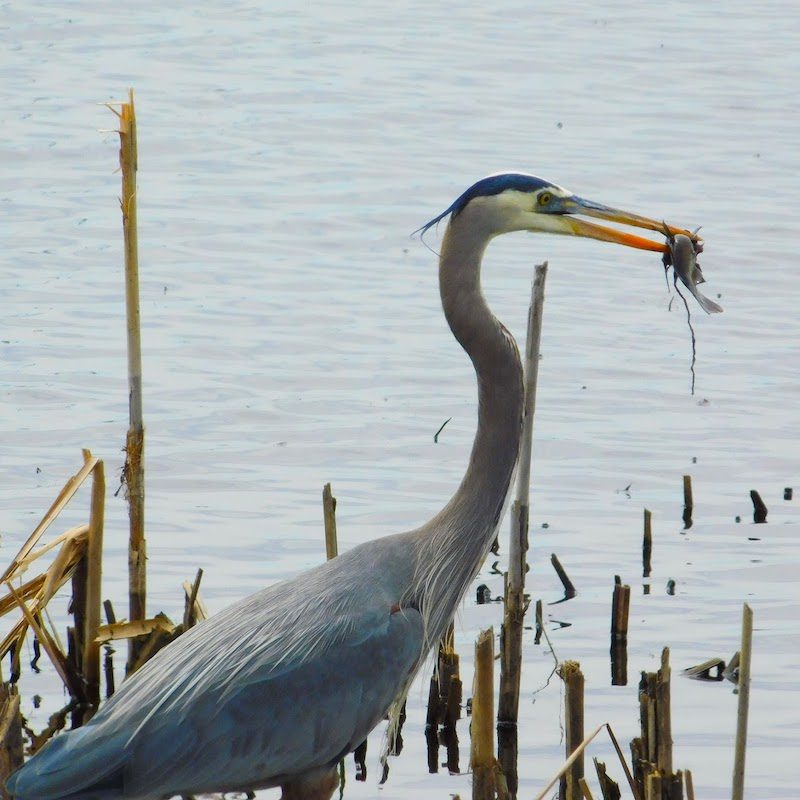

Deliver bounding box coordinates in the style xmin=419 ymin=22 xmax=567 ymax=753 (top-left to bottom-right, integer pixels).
xmin=538 ymin=192 xmax=552 ymax=206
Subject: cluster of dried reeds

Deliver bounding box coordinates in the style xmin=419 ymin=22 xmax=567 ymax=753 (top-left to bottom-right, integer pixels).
xmin=0 ymin=453 xmax=104 ymax=721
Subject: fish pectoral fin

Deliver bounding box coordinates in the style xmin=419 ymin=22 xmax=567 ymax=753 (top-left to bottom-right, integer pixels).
xmin=692 ymin=263 xmax=707 ymax=285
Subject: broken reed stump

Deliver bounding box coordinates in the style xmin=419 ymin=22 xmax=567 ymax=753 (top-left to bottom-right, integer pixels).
xmin=551 ymin=553 xmax=577 ymax=600
xmin=610 ymin=577 xmax=630 ymax=686
xmin=102 ymin=601 xmax=117 ymax=698
xmin=732 ymin=603 xmax=753 ymax=800
xmin=322 ymin=482 xmax=338 ymax=560
xmin=82 ymin=456 xmax=105 ymax=713
xmin=682 ymin=476 xmax=693 ymax=529
xmin=425 ymin=623 xmax=462 ymax=774
xmin=630 ymin=648 xmax=688 ymax=799
xmin=427 ymin=623 xmax=462 ymax=728
xmin=534 ymin=599 xmax=543 ymax=645
xmin=0 ymin=682 xmax=24 ymax=799
xmin=182 ymin=568 xmax=205 ymax=630
xmin=471 ymin=628 xmax=495 ymax=800
xmin=749 ymin=490 xmax=767 ymax=524
xmin=558 ymin=660 xmax=585 ymax=800
xmin=593 ymin=758 xmax=621 ymax=800
xmin=642 ymin=509 xmax=652 ymax=579
xmin=111 ymin=89 xmax=147 ymax=674
xmin=684 ymin=770 xmax=695 ymax=800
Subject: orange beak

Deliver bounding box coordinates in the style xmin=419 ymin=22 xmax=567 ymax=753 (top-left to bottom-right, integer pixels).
xmin=561 ymin=196 xmax=698 ymax=253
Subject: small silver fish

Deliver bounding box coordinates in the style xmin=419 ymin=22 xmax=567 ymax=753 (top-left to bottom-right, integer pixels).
xmin=666 ymin=233 xmax=723 ymax=314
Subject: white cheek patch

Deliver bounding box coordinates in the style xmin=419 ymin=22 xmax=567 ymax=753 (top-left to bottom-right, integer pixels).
xmin=498 ymin=189 xmax=539 ymax=212
xmin=527 ymin=213 xmax=574 ymax=235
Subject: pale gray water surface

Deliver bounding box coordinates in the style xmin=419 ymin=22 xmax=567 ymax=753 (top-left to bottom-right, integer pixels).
xmin=2 ymin=1 xmax=799 ymax=797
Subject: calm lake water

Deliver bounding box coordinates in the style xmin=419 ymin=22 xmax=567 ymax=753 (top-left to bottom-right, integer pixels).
xmin=3 ymin=1 xmax=799 ymax=797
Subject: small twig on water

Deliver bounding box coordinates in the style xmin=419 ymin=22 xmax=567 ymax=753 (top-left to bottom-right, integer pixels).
xmin=531 ymin=615 xmax=560 ymax=700
xmin=433 ymin=417 xmax=451 ymax=443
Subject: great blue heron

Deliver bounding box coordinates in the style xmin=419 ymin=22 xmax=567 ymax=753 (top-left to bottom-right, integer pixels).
xmin=8 ymin=173 xmax=692 ymax=800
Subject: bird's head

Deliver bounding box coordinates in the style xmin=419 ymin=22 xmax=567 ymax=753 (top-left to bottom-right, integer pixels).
xmin=419 ymin=173 xmax=696 ymax=253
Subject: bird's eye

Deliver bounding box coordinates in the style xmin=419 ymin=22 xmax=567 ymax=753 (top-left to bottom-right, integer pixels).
xmin=538 ymin=192 xmax=552 ymax=206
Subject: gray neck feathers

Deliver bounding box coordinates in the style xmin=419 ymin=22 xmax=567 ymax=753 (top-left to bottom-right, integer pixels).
xmin=407 ymin=212 xmax=524 ymax=647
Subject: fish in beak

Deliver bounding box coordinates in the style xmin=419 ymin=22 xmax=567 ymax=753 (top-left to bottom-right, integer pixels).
xmin=663 ymin=232 xmax=723 ymax=314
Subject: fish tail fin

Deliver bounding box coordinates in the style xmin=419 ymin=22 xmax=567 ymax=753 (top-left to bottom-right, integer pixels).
xmin=697 ymin=293 xmax=723 ymax=314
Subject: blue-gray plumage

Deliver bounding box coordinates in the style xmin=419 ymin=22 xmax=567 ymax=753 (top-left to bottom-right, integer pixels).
xmin=7 ymin=173 xmax=696 ymax=800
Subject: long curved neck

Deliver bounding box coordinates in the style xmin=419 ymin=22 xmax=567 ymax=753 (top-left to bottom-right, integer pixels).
xmin=439 ymin=222 xmax=524 ymax=517
xmin=409 ymin=215 xmax=524 ymax=645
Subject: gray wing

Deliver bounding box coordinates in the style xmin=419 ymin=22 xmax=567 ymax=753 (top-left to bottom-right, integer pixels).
xmin=7 ymin=538 xmax=424 ymax=800
xmin=126 ymin=602 xmax=423 ymax=795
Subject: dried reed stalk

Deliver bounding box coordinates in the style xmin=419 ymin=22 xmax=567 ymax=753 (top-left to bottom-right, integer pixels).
xmin=0 ymin=533 xmax=87 ymax=659
xmin=322 ymin=482 xmax=338 ymax=560
xmin=4 ymin=584 xmax=85 ymax=702
xmin=82 ymin=456 xmax=105 ymax=709
xmin=498 ymin=264 xmax=547 ymax=799
xmin=507 ymin=262 xmax=547 ymax=593
xmin=471 ymin=628 xmax=495 ymax=800
xmin=95 ymin=615 xmax=175 ymax=644
xmin=610 ymin=579 xmax=630 ymax=686
xmin=732 ymin=603 xmax=753 ymax=800
xmin=0 ymin=682 xmax=23 ymax=798
xmin=533 ymin=724 xmax=605 ymax=800
xmin=183 ymin=570 xmax=209 ymax=627
xmin=611 ymin=579 xmax=630 ymax=640
xmin=682 ymin=476 xmax=693 ymax=528
xmin=578 ymin=777 xmax=595 ymax=800
xmin=1 ymin=457 xmax=97 ymax=584
xmin=642 ymin=509 xmax=652 ymax=578
xmin=112 ymin=89 xmax=147 ymax=671
xmin=559 ymin=660 xmax=585 ymax=800
xmin=592 ymin=758 xmax=621 ymax=800
xmin=631 ymin=648 xmax=682 ymax=798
